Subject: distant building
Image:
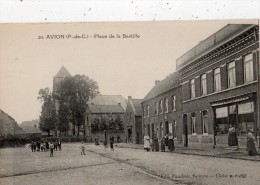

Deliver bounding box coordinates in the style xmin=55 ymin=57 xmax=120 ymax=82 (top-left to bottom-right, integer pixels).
xmin=19 ymin=119 xmax=42 ymax=137
xmin=141 ymin=72 xmax=182 ymax=143
xmin=0 ymin=109 xmax=25 ymax=137
xmin=85 ymin=95 xmax=127 ymax=140
xmin=176 ymin=24 xmax=259 ymax=147
xmin=124 ymin=96 xmax=142 ymax=144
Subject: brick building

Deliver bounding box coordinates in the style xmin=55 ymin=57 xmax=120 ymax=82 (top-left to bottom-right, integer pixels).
xmin=141 ymin=72 xmax=182 ymax=143
xmin=124 ymin=96 xmax=142 ymax=144
xmin=176 ymin=24 xmax=259 ymax=147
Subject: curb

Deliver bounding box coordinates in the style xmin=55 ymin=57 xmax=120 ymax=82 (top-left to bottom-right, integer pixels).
xmin=115 ymin=144 xmax=260 ymax=162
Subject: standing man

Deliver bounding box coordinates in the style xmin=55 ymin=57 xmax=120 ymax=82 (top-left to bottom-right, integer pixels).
xmin=117 ymin=135 xmax=120 ymax=143
xmin=81 ymin=141 xmax=86 ymax=155
xmin=110 ymin=136 xmax=114 ymax=151
xmin=58 ymin=138 xmax=62 ymax=151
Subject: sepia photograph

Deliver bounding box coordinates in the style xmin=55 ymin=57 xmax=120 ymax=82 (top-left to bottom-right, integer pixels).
xmin=0 ymin=2 xmax=259 ymax=185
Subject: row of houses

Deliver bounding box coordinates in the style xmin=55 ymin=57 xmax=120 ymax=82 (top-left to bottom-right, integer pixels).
xmin=52 ymin=24 xmax=259 ymax=149
xmin=142 ymin=24 xmax=259 ymax=148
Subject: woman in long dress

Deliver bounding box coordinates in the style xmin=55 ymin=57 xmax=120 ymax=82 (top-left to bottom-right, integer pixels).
xmin=246 ymin=129 xmax=259 ymax=156
xmin=168 ymin=133 xmax=175 ymax=151
xmin=228 ymin=125 xmax=238 ymax=146
xmin=143 ymin=134 xmax=150 ymax=151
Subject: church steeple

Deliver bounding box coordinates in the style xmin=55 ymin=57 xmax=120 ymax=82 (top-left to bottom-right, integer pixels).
xmin=53 ymin=66 xmax=71 ymax=92
xmin=54 ymin=66 xmax=71 ymax=78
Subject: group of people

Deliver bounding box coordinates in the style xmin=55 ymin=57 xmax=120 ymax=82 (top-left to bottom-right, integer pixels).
xmin=144 ymin=133 xmax=175 ymax=152
xmin=227 ymin=125 xmax=259 ymax=156
xmin=30 ymin=139 xmax=62 ymax=157
xmin=102 ymin=135 xmax=121 ymax=151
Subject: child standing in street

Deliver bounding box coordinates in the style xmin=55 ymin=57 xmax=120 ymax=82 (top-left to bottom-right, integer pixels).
xmin=81 ymin=141 xmax=86 ymax=155
xmin=49 ymin=142 xmax=54 ymax=157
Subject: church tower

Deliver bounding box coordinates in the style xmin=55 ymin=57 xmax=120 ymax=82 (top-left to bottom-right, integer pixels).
xmin=53 ymin=66 xmax=72 ymax=93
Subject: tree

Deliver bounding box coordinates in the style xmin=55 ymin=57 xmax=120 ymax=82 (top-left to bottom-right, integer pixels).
xmin=55 ymin=75 xmax=99 ymax=137
xmin=57 ymin=102 xmax=70 ymax=136
xmin=38 ymin=88 xmax=57 ymax=136
xmin=109 ymin=115 xmax=124 ymax=131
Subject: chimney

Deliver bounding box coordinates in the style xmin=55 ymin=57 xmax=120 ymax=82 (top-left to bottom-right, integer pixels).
xmin=118 ymin=103 xmax=121 ymax=106
xmin=128 ymin=96 xmax=132 ymax=100
xmin=155 ymin=80 xmax=160 ymax=85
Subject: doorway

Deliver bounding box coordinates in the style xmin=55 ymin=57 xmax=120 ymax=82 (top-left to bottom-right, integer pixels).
xmin=183 ymin=114 xmax=188 ymax=147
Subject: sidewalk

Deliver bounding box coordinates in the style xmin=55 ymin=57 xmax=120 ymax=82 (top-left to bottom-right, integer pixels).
xmin=114 ymin=142 xmax=260 ymax=162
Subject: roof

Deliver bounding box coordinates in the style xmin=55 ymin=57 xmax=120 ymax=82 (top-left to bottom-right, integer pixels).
xmin=0 ymin=109 xmax=25 ymax=136
xmin=130 ymin=99 xmax=142 ymax=116
xmin=20 ymin=120 xmax=41 ymax=134
xmin=88 ymin=95 xmax=127 ymax=111
xmin=176 ymin=24 xmax=255 ymax=70
xmin=54 ymin=66 xmax=71 ymax=78
xmin=88 ymin=105 xmax=125 ymax=114
xmin=142 ymin=72 xmax=180 ymax=103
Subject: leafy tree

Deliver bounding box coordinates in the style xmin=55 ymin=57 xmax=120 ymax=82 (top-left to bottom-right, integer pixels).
xmin=109 ymin=115 xmax=124 ymax=131
xmin=91 ymin=115 xmax=123 ymax=132
xmin=55 ymin=75 xmax=99 ymax=137
xmin=38 ymin=88 xmax=56 ymax=136
xmin=57 ymin=102 xmax=70 ymax=136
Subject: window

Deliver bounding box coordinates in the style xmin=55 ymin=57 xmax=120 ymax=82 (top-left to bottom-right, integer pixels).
xmin=244 ymin=53 xmax=254 ymax=83
xmin=228 ymin=61 xmax=236 ymax=88
xmin=155 ymin=102 xmax=158 ymax=115
xmin=165 ymin=98 xmax=168 ymax=113
xmin=214 ymin=68 xmax=221 ymax=92
xmin=190 ymin=79 xmax=195 ymax=98
xmin=238 ymin=102 xmax=254 ymax=135
xmin=160 ymin=100 xmax=163 ymax=114
xmin=215 ymin=107 xmax=228 ymax=134
xmin=160 ymin=122 xmax=163 ymax=139
xmin=173 ymin=121 xmax=177 ymax=139
xmin=143 ymin=107 xmax=146 ymax=118
xmin=201 ymin=74 xmax=207 ymax=95
xmin=202 ymin=110 xmax=208 ymax=134
xmin=172 ymin=95 xmax=176 ymax=111
xmin=191 ymin=113 xmax=196 ymax=134
xmin=147 ymin=105 xmax=150 ymax=117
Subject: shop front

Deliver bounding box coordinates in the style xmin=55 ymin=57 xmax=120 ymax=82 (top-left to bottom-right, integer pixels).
xmin=211 ymin=93 xmax=257 ymax=147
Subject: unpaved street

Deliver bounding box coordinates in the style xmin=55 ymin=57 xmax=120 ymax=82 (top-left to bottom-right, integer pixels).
xmin=0 ymin=143 xmax=259 ymax=185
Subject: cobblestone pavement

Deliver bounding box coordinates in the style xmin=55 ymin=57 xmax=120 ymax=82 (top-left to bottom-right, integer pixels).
xmin=0 ymin=144 xmax=173 ymax=185
xmin=86 ymin=143 xmax=260 ymax=185
xmin=1 ymin=143 xmax=260 ymax=185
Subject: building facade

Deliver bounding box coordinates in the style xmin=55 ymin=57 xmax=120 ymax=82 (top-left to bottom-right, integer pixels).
xmin=124 ymin=96 xmax=142 ymax=144
xmin=176 ymin=24 xmax=259 ymax=147
xmin=141 ymin=72 xmax=182 ymax=143
xmin=85 ymin=95 xmax=127 ymax=140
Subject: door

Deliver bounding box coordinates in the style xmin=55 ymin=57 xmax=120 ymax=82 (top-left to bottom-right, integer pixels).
xmin=183 ymin=114 xmax=188 ymax=147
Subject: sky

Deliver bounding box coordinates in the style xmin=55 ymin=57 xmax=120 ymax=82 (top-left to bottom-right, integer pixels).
xmin=0 ymin=20 xmax=257 ymax=124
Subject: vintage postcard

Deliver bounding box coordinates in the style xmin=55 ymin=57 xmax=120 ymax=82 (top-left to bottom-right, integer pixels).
xmin=0 ymin=20 xmax=259 ymax=185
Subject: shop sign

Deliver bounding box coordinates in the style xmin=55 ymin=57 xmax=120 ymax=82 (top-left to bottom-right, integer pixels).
xmin=211 ymin=96 xmax=249 ymax=107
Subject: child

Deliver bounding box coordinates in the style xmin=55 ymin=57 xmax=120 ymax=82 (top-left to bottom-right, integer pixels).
xmin=161 ymin=137 xmax=165 ymax=152
xmin=49 ymin=142 xmax=54 ymax=157
xmin=81 ymin=141 xmax=86 ymax=155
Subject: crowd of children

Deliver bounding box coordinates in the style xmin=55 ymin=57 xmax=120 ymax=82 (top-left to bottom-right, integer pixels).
xmin=30 ymin=139 xmax=62 ymax=157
